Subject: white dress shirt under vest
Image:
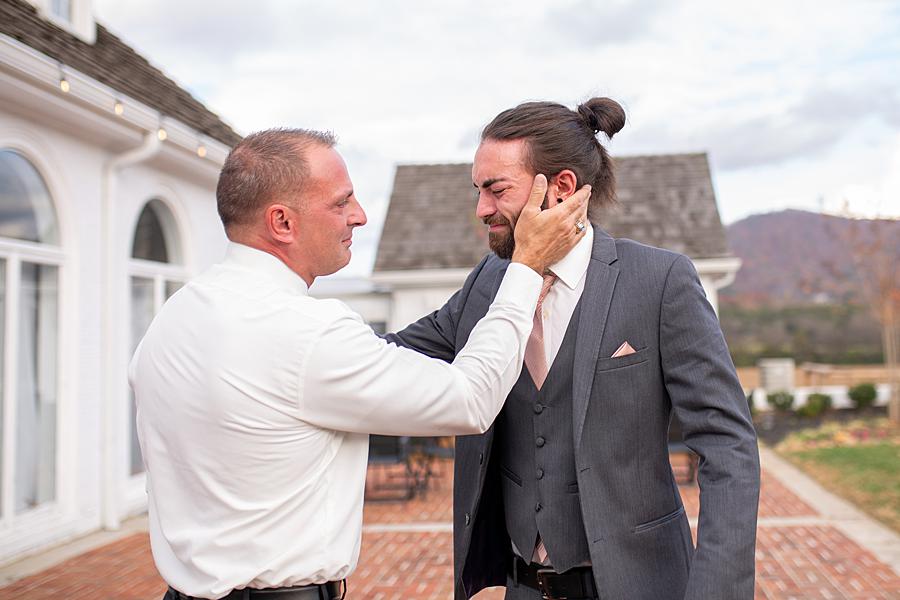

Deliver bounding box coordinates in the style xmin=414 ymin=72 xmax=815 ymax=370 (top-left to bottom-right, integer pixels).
xmin=542 ymin=224 xmax=593 ymax=366
xmin=128 ymin=242 xmax=542 ymax=599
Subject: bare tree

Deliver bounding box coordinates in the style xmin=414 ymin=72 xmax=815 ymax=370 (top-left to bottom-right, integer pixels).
xmin=838 ymin=215 xmax=900 ymax=423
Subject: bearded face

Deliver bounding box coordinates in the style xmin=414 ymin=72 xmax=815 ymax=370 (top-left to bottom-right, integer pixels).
xmin=484 ymin=212 xmax=516 ymax=259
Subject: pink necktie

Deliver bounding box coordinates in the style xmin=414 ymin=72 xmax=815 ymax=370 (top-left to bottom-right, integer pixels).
xmin=524 ymin=272 xmax=557 ymax=390
xmin=535 ymin=537 xmax=549 ymax=564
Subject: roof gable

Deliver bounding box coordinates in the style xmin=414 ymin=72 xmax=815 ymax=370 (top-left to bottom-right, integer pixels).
xmin=374 ymin=153 xmax=731 ymax=272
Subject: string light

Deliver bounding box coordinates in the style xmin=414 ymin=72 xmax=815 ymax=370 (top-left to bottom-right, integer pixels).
xmin=196 ymin=144 xmax=207 ymax=158
xmin=57 ymin=62 xmax=69 ymax=93
xmin=157 ymin=128 xmax=167 ymax=141
xmin=114 ymin=101 xmax=124 ymax=116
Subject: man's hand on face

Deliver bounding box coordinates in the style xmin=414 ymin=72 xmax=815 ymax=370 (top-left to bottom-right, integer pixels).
xmin=511 ymin=175 xmax=591 ymax=275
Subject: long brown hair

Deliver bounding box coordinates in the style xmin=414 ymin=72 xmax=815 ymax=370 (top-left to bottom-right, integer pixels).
xmin=481 ymin=97 xmax=626 ymax=223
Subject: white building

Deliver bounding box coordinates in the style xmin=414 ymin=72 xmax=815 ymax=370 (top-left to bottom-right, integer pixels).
xmin=0 ymin=0 xmax=240 ymax=563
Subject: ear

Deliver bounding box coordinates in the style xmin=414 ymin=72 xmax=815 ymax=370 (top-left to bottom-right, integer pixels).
xmin=265 ymin=204 xmax=296 ymax=244
xmin=549 ymin=169 xmax=578 ymax=200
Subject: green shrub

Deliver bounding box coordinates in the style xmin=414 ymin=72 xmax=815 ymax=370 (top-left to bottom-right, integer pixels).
xmin=767 ymin=391 xmax=794 ymax=412
xmin=797 ymin=393 xmax=832 ymax=418
xmin=848 ymin=383 xmax=877 ymax=410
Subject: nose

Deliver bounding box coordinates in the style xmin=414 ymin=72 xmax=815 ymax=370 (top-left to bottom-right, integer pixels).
xmin=349 ymin=197 xmax=367 ymax=227
xmin=475 ymin=191 xmax=496 ymax=221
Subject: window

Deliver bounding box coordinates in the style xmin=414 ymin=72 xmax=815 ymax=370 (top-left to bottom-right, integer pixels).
xmin=128 ymin=200 xmax=186 ymax=476
xmin=49 ymin=0 xmax=72 ymax=23
xmin=0 ymin=149 xmax=62 ymax=517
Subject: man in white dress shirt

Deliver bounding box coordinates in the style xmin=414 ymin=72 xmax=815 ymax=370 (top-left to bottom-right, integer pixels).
xmin=128 ymin=128 xmax=590 ymax=600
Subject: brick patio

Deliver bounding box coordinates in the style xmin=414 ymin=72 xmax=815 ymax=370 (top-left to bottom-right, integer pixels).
xmin=1 ymin=455 xmax=899 ymax=599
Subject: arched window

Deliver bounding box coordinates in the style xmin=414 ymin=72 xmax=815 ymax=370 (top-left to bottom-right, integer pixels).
xmin=128 ymin=199 xmax=187 ymax=476
xmin=0 ymin=149 xmax=62 ymax=517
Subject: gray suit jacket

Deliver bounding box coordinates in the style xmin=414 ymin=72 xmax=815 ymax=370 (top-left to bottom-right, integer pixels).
xmin=387 ymin=229 xmax=760 ymax=600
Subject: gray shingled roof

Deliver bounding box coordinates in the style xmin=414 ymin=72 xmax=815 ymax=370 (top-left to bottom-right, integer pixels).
xmin=1 ymin=0 xmax=241 ymax=147
xmin=374 ymin=153 xmax=731 ymax=271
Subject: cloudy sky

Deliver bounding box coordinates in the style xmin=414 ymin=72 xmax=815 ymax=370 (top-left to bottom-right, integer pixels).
xmin=94 ymin=0 xmax=900 ymax=276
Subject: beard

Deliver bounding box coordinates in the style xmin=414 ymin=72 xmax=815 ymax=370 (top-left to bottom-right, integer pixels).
xmin=484 ymin=214 xmax=515 ymax=259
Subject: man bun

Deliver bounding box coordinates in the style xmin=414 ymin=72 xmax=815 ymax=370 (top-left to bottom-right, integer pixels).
xmin=577 ymin=97 xmax=626 ymax=139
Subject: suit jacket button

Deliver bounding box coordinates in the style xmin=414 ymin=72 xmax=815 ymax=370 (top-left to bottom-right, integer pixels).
xmin=535 ymin=502 xmax=542 ymax=512
xmin=536 ymin=468 xmax=544 ymax=479
xmin=465 ymin=512 xmax=471 ymax=526
xmin=534 ymin=403 xmax=544 ymax=414
xmin=479 ymin=452 xmax=484 ymax=465
xmin=536 ymin=436 xmax=545 ymax=448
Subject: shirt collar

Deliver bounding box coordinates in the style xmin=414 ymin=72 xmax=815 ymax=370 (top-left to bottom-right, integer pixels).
xmin=549 ymin=224 xmax=593 ymax=290
xmin=223 ymin=242 xmax=310 ymax=295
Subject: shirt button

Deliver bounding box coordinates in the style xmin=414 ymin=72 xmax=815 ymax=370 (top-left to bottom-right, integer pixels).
xmin=542 ymin=309 xmax=549 ymax=319
xmin=536 ymin=436 xmax=545 ymax=448
xmin=465 ymin=512 xmax=471 ymax=526
xmin=534 ymin=403 xmax=544 ymax=415
xmin=535 ymin=502 xmax=542 ymax=512
xmin=536 ymin=468 xmax=544 ymax=480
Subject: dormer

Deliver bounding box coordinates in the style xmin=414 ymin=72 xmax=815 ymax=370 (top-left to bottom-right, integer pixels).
xmin=26 ymin=0 xmax=96 ymax=44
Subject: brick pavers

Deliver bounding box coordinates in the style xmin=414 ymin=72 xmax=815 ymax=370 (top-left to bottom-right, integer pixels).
xmin=679 ymin=468 xmax=818 ymax=520
xmin=756 ymin=526 xmax=900 ymax=599
xmin=0 ymin=534 xmax=165 ymax=600
xmin=1 ymin=456 xmax=898 ymax=599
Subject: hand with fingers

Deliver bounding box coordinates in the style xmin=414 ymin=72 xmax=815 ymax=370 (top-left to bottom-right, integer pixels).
xmin=512 ymin=174 xmax=591 ymax=274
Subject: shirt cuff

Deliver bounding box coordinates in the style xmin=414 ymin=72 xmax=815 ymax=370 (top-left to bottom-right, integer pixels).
xmin=493 ymin=262 xmax=542 ymax=313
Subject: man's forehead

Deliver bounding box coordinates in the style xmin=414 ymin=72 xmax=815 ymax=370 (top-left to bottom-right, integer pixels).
xmin=472 ymin=139 xmax=530 ymax=186
xmin=307 ymin=146 xmax=352 ymax=189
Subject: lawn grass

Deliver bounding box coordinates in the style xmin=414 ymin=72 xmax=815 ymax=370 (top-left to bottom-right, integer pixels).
xmin=785 ymin=443 xmax=900 ymax=533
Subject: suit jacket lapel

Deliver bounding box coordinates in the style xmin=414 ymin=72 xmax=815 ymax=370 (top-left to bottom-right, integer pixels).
xmin=573 ymin=229 xmax=619 ymax=447
xmin=490 ymin=261 xmax=509 ymax=300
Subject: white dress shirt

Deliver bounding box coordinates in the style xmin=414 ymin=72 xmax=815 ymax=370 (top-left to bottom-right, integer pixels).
xmin=542 ymin=224 xmax=593 ymax=368
xmin=128 ymin=242 xmax=542 ymax=599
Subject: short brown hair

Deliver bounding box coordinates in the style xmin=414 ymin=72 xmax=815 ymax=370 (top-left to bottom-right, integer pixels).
xmin=481 ymin=97 xmax=626 ymax=224
xmin=216 ymin=128 xmax=336 ymax=229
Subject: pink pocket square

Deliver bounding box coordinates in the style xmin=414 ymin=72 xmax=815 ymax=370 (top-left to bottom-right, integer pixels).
xmin=611 ymin=341 xmax=636 ymax=358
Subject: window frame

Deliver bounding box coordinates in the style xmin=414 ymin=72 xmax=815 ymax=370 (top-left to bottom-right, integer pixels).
xmin=124 ymin=200 xmax=188 ymax=485
xmin=0 ymin=221 xmax=64 ymax=524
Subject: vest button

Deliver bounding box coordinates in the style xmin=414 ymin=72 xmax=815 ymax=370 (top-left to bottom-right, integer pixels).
xmin=535 ymin=502 xmax=542 ymax=512
xmin=536 ymin=468 xmax=544 ymax=479
xmin=535 ymin=436 xmax=545 ymax=448
xmin=465 ymin=512 xmax=471 ymax=526
xmin=534 ymin=403 xmax=544 ymax=414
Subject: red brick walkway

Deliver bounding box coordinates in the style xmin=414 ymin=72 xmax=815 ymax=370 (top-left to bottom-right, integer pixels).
xmin=2 ymin=458 xmax=899 ymax=599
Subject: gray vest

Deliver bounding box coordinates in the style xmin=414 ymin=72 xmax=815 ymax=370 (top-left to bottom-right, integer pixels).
xmin=495 ymin=302 xmax=590 ymax=573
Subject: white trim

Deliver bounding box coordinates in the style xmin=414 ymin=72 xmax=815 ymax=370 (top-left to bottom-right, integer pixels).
xmin=126 ymin=191 xmax=194 ymax=271
xmin=0 ymin=135 xmax=79 ymax=532
xmin=0 ymin=239 xmax=62 ymax=262
xmin=120 ymin=199 xmax=190 ymax=511
xmin=100 ymin=134 xmax=161 ymax=531
xmin=371 ymin=268 xmax=472 ymax=289
xmin=693 ymin=256 xmax=742 ymax=289
xmin=0 ymin=133 xmax=73 ymax=252
xmin=0 ymin=33 xmax=232 ymax=166
xmin=1 ymin=254 xmax=18 ymax=523
xmin=128 ymin=260 xmax=189 ymax=280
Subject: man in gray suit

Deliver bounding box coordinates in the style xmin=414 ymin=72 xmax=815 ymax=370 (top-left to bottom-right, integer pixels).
xmin=387 ymin=98 xmax=760 ymax=600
